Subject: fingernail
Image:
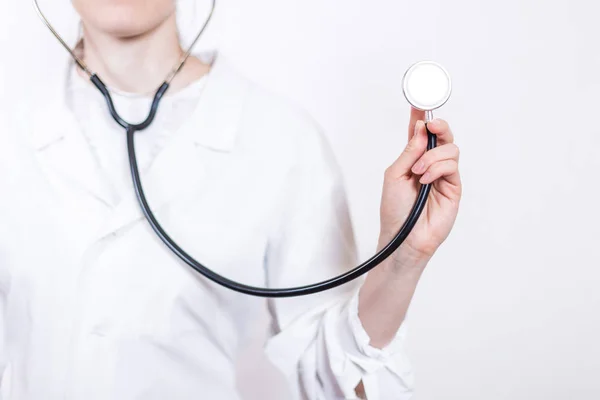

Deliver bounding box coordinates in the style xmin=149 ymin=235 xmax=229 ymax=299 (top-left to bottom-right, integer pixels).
xmin=412 ymin=160 xmax=425 ymax=174
xmin=413 ymin=121 xmax=421 ymax=138
xmin=420 ymin=172 xmax=431 ymax=183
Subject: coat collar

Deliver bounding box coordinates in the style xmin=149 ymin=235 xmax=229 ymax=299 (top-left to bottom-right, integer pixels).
xmin=28 ymin=49 xmax=249 ymax=154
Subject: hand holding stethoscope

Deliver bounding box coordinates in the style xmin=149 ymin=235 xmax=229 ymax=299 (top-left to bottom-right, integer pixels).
xmin=379 ymin=108 xmax=461 ymax=264
xmin=380 ymin=63 xmax=461 ymax=263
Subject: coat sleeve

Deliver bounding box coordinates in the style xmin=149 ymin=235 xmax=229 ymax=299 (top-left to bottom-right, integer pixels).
xmin=263 ymin=117 xmax=414 ymax=400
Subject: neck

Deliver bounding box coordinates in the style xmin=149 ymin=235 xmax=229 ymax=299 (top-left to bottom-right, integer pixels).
xmin=79 ymin=15 xmax=209 ymax=94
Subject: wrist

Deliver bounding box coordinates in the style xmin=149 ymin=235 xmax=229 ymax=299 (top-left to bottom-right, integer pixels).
xmin=390 ymin=249 xmax=430 ymax=274
xmin=377 ymin=234 xmax=431 ymax=272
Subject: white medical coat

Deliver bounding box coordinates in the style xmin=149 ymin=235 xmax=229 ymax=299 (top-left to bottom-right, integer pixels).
xmin=0 ymin=51 xmax=413 ymax=399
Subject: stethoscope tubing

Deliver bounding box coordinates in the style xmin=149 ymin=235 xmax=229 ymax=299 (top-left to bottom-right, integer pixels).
xmin=113 ymin=78 xmax=435 ymax=298
xmin=35 ymin=0 xmax=437 ymax=298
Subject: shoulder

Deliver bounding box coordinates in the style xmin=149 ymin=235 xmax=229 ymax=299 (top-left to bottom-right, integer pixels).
xmin=214 ymin=54 xmax=338 ymax=172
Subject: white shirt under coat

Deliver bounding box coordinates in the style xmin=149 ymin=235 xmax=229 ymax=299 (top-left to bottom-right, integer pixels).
xmin=0 ymin=50 xmax=414 ymax=399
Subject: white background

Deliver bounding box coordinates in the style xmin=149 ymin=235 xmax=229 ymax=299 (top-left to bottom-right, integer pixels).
xmin=2 ymin=0 xmax=600 ymax=399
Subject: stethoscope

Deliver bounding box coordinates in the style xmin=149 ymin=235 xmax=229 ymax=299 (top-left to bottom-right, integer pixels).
xmin=34 ymin=0 xmax=452 ymax=298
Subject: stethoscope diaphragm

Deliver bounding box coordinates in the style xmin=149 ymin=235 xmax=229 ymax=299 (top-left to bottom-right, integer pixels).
xmin=402 ymin=61 xmax=452 ymax=119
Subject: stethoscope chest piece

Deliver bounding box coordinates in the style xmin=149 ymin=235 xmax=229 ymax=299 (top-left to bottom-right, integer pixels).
xmin=402 ymin=61 xmax=452 ymax=118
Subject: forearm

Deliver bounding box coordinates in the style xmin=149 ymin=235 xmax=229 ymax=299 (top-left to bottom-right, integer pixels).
xmin=358 ymin=242 xmax=429 ymax=349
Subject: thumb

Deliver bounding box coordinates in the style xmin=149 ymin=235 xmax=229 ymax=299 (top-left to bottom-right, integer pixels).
xmin=388 ymin=120 xmax=428 ymax=178
xmin=408 ymin=107 xmax=426 ymax=141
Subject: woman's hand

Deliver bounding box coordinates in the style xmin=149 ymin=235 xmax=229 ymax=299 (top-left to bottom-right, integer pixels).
xmin=379 ymin=107 xmax=462 ymax=266
xmin=358 ymin=109 xmax=462 ymax=352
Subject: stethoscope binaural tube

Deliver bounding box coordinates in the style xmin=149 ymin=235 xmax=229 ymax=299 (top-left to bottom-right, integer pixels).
xmin=34 ymin=0 xmax=450 ymax=298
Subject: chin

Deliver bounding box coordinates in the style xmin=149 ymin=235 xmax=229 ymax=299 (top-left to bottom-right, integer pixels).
xmin=74 ymin=0 xmax=175 ymax=38
xmin=98 ymin=9 xmax=155 ymax=38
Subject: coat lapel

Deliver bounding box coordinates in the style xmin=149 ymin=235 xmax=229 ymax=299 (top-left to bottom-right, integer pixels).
xmin=29 ymin=85 xmax=116 ymax=209
xmin=27 ymin=50 xmax=251 ymax=246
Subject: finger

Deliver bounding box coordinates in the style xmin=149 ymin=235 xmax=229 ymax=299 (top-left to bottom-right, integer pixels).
xmin=408 ymin=107 xmax=426 ymax=142
xmin=411 ymin=143 xmax=460 ymax=175
xmin=419 ymin=159 xmax=460 ymax=186
xmin=388 ymin=120 xmax=428 ymax=178
xmin=426 ymin=118 xmax=454 ymax=144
